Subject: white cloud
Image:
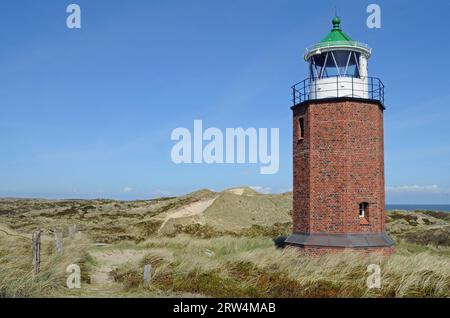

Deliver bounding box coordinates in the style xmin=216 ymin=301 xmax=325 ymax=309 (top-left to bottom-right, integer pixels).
xmin=386 ymin=185 xmax=441 ymax=193
xmin=121 ymin=187 xmax=134 ymax=193
xmin=249 ymin=186 xmax=272 ymax=194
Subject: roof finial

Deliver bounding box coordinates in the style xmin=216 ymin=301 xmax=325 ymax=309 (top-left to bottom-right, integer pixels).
xmin=332 ymin=7 xmax=341 ymax=31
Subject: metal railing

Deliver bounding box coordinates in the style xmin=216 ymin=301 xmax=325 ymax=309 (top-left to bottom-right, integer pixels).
xmin=306 ymin=41 xmax=371 ymax=53
xmin=291 ymin=75 xmax=384 ymax=106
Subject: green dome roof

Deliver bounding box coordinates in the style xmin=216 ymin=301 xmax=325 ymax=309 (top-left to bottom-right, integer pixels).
xmin=320 ymin=16 xmax=353 ymax=43
xmin=304 ymin=16 xmax=371 ymax=61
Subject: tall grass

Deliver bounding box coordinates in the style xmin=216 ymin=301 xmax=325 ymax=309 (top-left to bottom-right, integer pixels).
xmin=112 ymin=235 xmax=450 ymax=298
xmin=0 ymin=227 xmax=91 ymax=298
xmin=2 ymin=230 xmax=449 ymax=297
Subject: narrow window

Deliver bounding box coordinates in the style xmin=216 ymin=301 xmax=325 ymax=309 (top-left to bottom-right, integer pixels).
xmin=359 ymin=202 xmax=368 ymax=218
xmin=298 ymin=117 xmax=305 ymax=140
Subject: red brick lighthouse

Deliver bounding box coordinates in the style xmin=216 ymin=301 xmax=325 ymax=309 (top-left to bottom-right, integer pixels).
xmin=285 ymin=17 xmax=395 ymax=255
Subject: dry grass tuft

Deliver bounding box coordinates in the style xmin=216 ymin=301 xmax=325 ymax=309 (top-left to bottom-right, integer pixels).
xmin=0 ymin=225 xmax=92 ymax=298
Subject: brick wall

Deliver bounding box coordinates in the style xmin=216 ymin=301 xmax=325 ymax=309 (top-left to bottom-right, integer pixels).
xmin=293 ymin=99 xmax=386 ymax=235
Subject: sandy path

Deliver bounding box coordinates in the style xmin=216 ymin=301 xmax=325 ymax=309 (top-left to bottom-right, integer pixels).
xmin=89 ymin=249 xmax=148 ymax=285
xmin=67 ymin=197 xmax=217 ymax=288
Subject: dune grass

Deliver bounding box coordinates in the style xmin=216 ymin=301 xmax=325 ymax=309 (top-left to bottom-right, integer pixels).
xmin=0 ymin=226 xmax=92 ymax=298
xmin=1 ymin=192 xmax=449 ymax=298
xmin=1 ymin=229 xmax=449 ymax=297
xmin=107 ymin=235 xmax=450 ymax=298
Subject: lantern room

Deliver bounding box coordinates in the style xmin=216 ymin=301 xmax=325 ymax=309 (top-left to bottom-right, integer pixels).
xmin=292 ymin=17 xmax=384 ymax=104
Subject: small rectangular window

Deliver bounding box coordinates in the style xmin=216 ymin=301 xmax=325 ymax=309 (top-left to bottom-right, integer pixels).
xmin=299 ymin=117 xmax=305 ymax=140
xmin=359 ymin=202 xmax=368 ymax=218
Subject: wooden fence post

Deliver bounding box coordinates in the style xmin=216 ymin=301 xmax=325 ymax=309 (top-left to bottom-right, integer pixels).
xmin=54 ymin=230 xmax=63 ymax=256
xmin=32 ymin=230 xmax=42 ymax=277
xmin=143 ymin=265 xmax=152 ymax=286
xmin=68 ymin=224 xmax=77 ymax=239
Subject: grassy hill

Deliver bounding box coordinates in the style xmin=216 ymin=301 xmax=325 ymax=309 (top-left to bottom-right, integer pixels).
xmin=0 ymin=188 xmax=293 ymax=242
xmin=0 ymin=188 xmax=449 ymax=298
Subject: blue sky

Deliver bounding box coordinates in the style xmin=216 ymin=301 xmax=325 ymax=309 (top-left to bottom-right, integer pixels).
xmin=0 ymin=0 xmax=450 ymax=203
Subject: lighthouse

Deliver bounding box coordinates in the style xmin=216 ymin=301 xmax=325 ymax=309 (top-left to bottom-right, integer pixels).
xmin=285 ymin=17 xmax=395 ymax=255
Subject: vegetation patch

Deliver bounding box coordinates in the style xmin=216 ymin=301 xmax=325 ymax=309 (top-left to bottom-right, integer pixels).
xmin=134 ymin=220 xmax=164 ymax=237
xmin=402 ymin=226 xmax=450 ymax=247
xmin=388 ymin=212 xmax=420 ymax=226
xmin=420 ymin=211 xmax=450 ymax=221
xmin=239 ymin=223 xmax=292 ymax=238
xmin=1 ymin=193 xmax=450 ymax=298
xmin=111 ymin=267 xmax=142 ymax=290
